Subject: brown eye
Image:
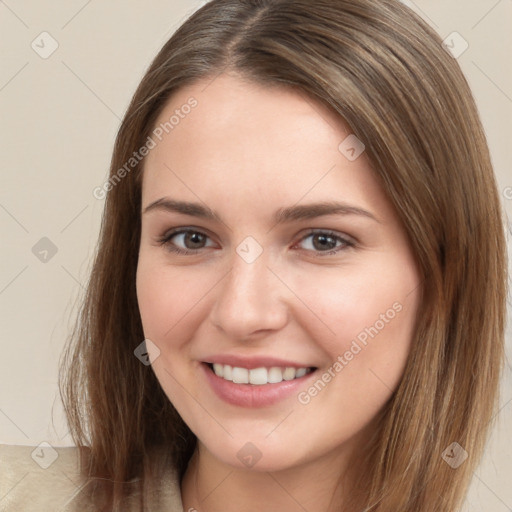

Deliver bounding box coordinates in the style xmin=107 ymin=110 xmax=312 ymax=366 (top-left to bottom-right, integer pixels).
xmin=297 ymin=231 xmax=353 ymax=255
xmin=159 ymin=229 xmax=215 ymax=254
xmin=181 ymin=231 xmax=208 ymax=249
xmin=311 ymin=233 xmax=338 ymax=251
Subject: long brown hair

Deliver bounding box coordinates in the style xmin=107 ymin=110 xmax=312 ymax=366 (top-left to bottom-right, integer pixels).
xmin=59 ymin=0 xmax=507 ymax=510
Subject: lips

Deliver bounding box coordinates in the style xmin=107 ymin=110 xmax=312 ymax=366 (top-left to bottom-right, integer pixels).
xmin=204 ymin=354 xmax=315 ymax=370
xmin=201 ymin=359 xmax=318 ymax=407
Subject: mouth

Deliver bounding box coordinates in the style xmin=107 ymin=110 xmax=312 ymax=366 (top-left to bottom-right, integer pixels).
xmin=205 ymin=362 xmax=317 ymax=385
xmin=201 ymin=362 xmax=318 ymax=407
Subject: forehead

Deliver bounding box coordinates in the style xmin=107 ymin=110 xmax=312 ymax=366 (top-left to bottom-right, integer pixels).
xmin=141 ymin=73 xmax=385 ymax=218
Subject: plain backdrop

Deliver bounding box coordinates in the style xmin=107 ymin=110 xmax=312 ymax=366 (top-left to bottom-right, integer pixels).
xmin=1 ymin=1 xmax=511 ymax=510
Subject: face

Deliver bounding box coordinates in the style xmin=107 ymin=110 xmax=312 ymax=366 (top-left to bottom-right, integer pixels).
xmin=136 ymin=73 xmax=420 ymax=473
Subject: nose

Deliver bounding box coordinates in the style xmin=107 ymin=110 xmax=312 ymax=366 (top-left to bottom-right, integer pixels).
xmin=209 ymin=252 xmax=289 ymax=340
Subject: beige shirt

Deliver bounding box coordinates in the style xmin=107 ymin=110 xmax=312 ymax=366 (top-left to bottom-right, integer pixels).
xmin=0 ymin=444 xmax=184 ymax=511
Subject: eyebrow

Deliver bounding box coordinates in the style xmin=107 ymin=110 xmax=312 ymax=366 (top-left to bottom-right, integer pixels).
xmin=142 ymin=198 xmax=379 ymax=224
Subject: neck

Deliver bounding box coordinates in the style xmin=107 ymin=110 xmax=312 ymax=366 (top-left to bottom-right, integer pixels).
xmin=181 ymin=434 xmax=372 ymax=512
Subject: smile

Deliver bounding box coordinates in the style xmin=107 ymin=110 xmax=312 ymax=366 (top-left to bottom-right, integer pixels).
xmin=202 ymin=362 xmax=318 ymax=407
xmin=209 ymin=363 xmax=314 ymax=385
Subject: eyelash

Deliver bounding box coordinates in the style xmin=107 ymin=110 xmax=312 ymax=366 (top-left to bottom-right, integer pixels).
xmin=156 ymin=228 xmax=355 ymax=257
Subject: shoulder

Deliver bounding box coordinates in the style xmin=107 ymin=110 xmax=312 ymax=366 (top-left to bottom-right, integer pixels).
xmin=0 ymin=444 xmax=91 ymax=511
xmin=0 ymin=444 xmax=183 ymax=512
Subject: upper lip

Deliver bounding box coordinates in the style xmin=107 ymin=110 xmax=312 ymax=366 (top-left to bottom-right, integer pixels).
xmin=203 ymin=354 xmax=316 ymax=370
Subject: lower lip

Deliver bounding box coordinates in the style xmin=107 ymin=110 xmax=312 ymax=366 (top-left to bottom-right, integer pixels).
xmin=201 ymin=363 xmax=317 ymax=408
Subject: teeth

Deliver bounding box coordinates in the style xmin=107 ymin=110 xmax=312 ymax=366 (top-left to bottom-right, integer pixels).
xmin=223 ymin=364 xmax=232 ymax=381
xmin=268 ymin=367 xmax=283 ymax=383
xmin=210 ymin=364 xmax=312 ymax=385
xmin=282 ymin=367 xmax=296 ymax=381
xmin=232 ymin=367 xmax=249 ymax=384
xmin=249 ymin=367 xmax=268 ymax=385
xmin=213 ymin=363 xmax=224 ymax=377
xmin=295 ymin=368 xmax=307 ymax=378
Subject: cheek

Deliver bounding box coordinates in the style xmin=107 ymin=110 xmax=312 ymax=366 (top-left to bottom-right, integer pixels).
xmin=135 ymin=258 xmax=211 ymax=415
xmin=136 ymin=255 xmax=213 ymax=343
xmin=293 ymin=257 xmax=419 ymax=382
xmin=290 ymin=263 xmax=419 ymax=443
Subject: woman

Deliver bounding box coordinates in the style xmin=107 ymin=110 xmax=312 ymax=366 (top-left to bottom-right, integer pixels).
xmin=1 ymin=0 xmax=506 ymax=510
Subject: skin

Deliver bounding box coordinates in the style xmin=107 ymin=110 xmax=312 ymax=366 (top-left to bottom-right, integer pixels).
xmin=136 ymin=73 xmax=421 ymax=511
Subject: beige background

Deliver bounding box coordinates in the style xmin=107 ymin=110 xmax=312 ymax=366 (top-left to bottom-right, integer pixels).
xmin=0 ymin=1 xmax=511 ymax=510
